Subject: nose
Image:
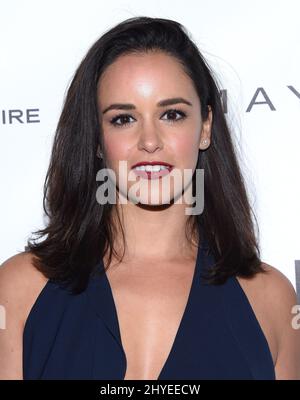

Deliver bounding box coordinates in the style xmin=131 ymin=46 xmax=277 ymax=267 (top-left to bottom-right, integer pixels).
xmin=137 ymin=120 xmax=164 ymax=153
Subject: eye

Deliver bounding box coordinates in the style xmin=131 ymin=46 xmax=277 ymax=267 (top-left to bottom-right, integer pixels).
xmin=109 ymin=114 xmax=135 ymax=128
xmin=109 ymin=108 xmax=187 ymax=128
xmin=161 ymin=108 xmax=187 ymax=123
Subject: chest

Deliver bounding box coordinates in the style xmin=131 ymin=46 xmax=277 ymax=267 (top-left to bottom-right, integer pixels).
xmin=105 ymin=259 xmax=197 ymax=380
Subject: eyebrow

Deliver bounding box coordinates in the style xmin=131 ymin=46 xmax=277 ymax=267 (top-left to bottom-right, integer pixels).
xmin=102 ymin=97 xmax=193 ymax=114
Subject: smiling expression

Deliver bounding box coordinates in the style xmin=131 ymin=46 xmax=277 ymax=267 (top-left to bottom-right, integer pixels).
xmin=97 ymin=50 xmax=212 ymax=206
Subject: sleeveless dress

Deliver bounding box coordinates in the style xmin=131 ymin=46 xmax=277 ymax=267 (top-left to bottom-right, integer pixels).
xmin=23 ymin=233 xmax=276 ymax=380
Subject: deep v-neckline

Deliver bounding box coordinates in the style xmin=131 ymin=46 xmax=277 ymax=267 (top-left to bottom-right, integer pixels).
xmin=101 ymin=241 xmax=203 ymax=380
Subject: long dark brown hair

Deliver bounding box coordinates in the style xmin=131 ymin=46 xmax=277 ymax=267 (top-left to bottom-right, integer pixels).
xmin=24 ymin=16 xmax=266 ymax=294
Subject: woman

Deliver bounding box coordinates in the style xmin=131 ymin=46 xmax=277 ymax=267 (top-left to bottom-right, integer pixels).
xmin=0 ymin=16 xmax=299 ymax=380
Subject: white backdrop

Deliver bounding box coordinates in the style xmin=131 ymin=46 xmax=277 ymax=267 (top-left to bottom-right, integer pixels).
xmin=0 ymin=0 xmax=299 ymax=291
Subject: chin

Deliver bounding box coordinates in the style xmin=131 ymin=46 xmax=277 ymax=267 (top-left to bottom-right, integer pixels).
xmin=127 ymin=187 xmax=185 ymax=207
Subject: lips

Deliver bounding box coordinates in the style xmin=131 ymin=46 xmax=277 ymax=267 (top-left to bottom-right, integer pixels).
xmin=131 ymin=161 xmax=174 ymax=180
xmin=131 ymin=161 xmax=174 ymax=169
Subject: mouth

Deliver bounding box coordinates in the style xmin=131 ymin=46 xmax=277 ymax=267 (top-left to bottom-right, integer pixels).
xmin=131 ymin=161 xmax=174 ymax=180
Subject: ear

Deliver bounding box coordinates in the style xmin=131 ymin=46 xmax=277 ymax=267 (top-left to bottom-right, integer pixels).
xmin=96 ymin=144 xmax=103 ymax=159
xmin=199 ymin=105 xmax=213 ymax=150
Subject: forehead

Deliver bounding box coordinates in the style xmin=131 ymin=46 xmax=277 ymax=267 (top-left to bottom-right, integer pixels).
xmin=97 ymin=51 xmax=199 ymax=105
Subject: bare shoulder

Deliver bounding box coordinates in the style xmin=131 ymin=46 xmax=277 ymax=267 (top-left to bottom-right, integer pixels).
xmin=0 ymin=251 xmax=47 ymax=281
xmin=237 ymin=262 xmax=300 ymax=379
xmin=0 ymin=252 xmax=49 ymax=319
xmin=260 ymin=262 xmax=297 ymax=301
xmin=0 ymin=251 xmax=49 ymax=379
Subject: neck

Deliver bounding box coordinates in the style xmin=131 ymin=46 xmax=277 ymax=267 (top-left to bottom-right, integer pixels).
xmin=109 ymin=201 xmax=199 ymax=263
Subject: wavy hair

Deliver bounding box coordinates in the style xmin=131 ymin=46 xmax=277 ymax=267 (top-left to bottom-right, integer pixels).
xmin=24 ymin=16 xmax=266 ymax=294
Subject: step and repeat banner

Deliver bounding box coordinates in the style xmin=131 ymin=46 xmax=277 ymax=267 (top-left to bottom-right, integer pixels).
xmin=0 ymin=0 xmax=299 ymax=295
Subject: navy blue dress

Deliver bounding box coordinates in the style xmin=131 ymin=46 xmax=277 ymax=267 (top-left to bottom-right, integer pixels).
xmin=23 ymin=234 xmax=276 ymax=380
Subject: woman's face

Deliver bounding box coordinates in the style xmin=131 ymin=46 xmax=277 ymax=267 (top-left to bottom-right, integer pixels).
xmin=97 ymin=51 xmax=212 ymax=206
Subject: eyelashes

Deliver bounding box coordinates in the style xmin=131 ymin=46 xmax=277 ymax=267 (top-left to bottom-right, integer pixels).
xmin=109 ymin=108 xmax=187 ymax=128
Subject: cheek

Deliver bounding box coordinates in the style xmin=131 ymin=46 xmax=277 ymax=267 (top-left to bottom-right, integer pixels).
xmin=104 ymin=136 xmax=131 ymax=168
xmin=171 ymin=136 xmax=199 ymax=169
